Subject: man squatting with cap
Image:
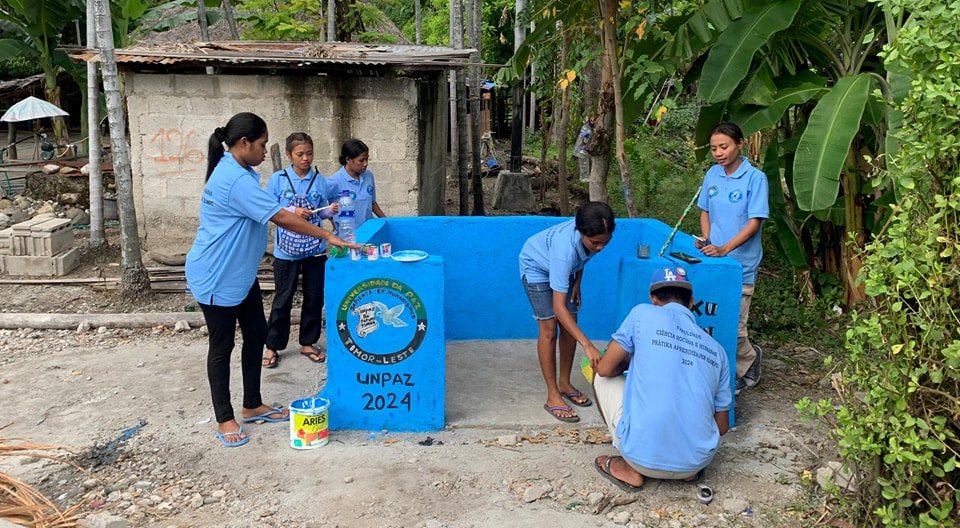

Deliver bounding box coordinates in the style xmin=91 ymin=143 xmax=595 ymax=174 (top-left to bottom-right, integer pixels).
xmin=591 ymin=267 xmax=732 ymax=491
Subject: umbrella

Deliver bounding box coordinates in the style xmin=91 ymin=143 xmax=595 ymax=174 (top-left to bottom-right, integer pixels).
xmin=1 ymin=96 xmax=69 ymax=123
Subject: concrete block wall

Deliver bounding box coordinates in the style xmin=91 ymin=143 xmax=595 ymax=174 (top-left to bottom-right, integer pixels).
xmin=125 ymin=72 xmax=445 ymax=252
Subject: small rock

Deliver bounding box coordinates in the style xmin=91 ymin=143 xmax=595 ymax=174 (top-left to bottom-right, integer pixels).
xmin=343 ymin=476 xmax=354 ymax=484
xmin=106 ymin=491 xmax=121 ymax=502
xmin=70 ymin=210 xmax=90 ymax=225
xmin=202 ymin=496 xmax=219 ymax=505
xmin=587 ymin=492 xmax=605 ymax=507
xmin=77 ymin=513 xmax=128 ymax=528
xmin=721 ymin=498 xmax=750 ymax=515
xmin=188 ymin=493 xmax=203 ymax=508
xmin=522 ymin=482 xmax=551 ymax=503
xmin=211 ymin=489 xmax=226 ymax=498
xmin=42 ymin=164 xmax=60 ymax=174
xmin=0 ymin=198 xmax=11 ymax=211
xmin=97 ymin=326 xmax=108 ymax=334
xmin=59 ymin=166 xmax=76 ymax=175
xmin=77 ymin=321 xmax=91 ymax=333
xmin=36 ymin=202 xmax=56 ymax=215
xmin=133 ymin=480 xmax=153 ymax=490
xmin=496 ymin=434 xmax=518 ymax=447
xmin=82 ymin=478 xmax=98 ymax=490
xmin=612 ymin=510 xmax=631 ymax=524
xmin=174 ymin=320 xmax=191 ymax=332
xmin=60 ymin=192 xmax=81 ymax=204
xmin=199 ymin=325 xmax=208 ymax=335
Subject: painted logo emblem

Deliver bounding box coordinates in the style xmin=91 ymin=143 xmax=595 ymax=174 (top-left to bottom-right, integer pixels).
xmin=707 ymin=185 xmax=719 ymax=198
xmin=337 ymin=279 xmax=427 ymax=365
xmin=366 ymin=185 xmax=374 ymax=195
xmin=728 ymin=190 xmax=743 ymax=203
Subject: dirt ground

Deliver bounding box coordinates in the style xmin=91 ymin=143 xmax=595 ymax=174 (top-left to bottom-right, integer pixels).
xmin=0 ymin=173 xmax=840 ymax=528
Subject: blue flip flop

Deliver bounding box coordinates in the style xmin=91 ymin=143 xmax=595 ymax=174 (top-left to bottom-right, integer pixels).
xmin=242 ymin=406 xmax=289 ymax=424
xmin=215 ymin=426 xmax=249 ymax=447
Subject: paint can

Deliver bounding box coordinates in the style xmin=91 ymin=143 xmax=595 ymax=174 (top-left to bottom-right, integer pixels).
xmin=349 ymin=247 xmax=362 ymax=261
xmin=365 ymin=244 xmax=379 ymax=261
xmin=379 ymin=242 xmax=392 ymax=258
xmin=289 ymin=396 xmax=330 ymax=449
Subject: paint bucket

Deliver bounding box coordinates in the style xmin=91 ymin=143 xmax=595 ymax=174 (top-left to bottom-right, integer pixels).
xmin=289 ymin=396 xmax=330 ymax=449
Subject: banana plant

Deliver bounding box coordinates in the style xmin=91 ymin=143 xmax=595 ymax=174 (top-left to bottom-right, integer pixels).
xmin=0 ymin=0 xmax=83 ymax=145
xmin=689 ymin=0 xmax=898 ymax=304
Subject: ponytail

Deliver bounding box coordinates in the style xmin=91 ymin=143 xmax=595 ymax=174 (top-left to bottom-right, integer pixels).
xmin=205 ymin=112 xmax=268 ymax=182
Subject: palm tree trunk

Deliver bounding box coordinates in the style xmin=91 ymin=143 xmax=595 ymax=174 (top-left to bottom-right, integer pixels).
xmin=557 ymin=28 xmax=571 ymax=215
xmin=86 ymin=0 xmax=105 ymax=246
xmin=468 ymin=0 xmax=484 ymax=215
xmin=451 ymin=0 xmax=468 ymax=215
xmin=598 ymin=0 xmax=637 ymax=216
xmin=415 ymin=0 xmax=422 ymax=44
xmin=221 ymin=0 xmax=240 ymax=39
xmin=93 ymin=0 xmax=150 ymax=297
xmin=327 ymin=0 xmax=336 ymax=42
xmin=197 ymin=0 xmax=210 ymax=40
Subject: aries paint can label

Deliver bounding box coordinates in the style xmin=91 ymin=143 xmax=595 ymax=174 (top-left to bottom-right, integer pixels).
xmin=289 ymin=397 xmax=330 ymax=449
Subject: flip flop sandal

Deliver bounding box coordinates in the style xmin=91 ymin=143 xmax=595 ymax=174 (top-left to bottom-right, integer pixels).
xmin=262 ymin=350 xmax=280 ymax=369
xmin=594 ymin=455 xmax=644 ymax=492
xmin=561 ymin=389 xmax=593 ymax=407
xmin=544 ymin=404 xmax=580 ymax=423
xmin=300 ymin=347 xmax=326 ymax=363
xmin=242 ymin=406 xmax=289 ymax=424
xmin=215 ymin=427 xmax=249 ymax=447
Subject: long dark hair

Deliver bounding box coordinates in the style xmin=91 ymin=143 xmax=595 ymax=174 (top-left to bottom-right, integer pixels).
xmin=338 ymin=138 xmax=369 ymax=165
xmin=206 ymin=112 xmax=268 ymax=181
xmin=574 ymin=201 xmax=616 ymax=236
xmin=710 ymin=122 xmax=744 ymax=143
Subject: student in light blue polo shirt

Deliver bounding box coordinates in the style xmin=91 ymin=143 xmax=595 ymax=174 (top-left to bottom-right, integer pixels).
xmin=185 ymin=113 xmax=356 ymax=448
xmin=326 ymin=139 xmax=386 ymax=229
xmin=261 ymin=132 xmax=339 ymax=369
xmin=695 ymin=122 xmax=768 ymax=396
xmin=592 ymin=267 xmax=731 ymax=491
xmin=519 ymin=202 xmax=615 ymax=423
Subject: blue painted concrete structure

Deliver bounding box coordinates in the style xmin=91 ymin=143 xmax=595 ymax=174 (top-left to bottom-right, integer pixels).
xmin=323 ymin=216 xmax=742 ymax=431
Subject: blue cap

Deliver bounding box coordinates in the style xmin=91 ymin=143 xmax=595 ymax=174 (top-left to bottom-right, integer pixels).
xmin=650 ymin=266 xmax=692 ymax=293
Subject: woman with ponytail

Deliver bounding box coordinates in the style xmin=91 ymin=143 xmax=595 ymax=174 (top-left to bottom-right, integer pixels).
xmin=186 ymin=112 xmax=358 ymax=447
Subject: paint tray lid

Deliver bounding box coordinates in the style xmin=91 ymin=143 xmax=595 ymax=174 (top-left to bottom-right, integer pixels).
xmin=391 ymin=250 xmax=428 ymax=262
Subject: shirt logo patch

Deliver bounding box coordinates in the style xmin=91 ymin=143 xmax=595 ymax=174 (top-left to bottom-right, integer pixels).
xmin=728 ymin=190 xmax=743 ymax=203
xmin=366 ymin=185 xmax=374 ymax=195
xmin=707 ymin=185 xmax=719 ymax=198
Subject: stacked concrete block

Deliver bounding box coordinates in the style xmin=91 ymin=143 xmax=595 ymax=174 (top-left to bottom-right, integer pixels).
xmin=0 ymin=228 xmax=10 ymax=273
xmin=2 ymin=218 xmax=78 ymax=276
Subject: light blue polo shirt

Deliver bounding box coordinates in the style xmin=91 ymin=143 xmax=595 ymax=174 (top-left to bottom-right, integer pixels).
xmin=697 ymin=157 xmax=768 ymax=284
xmin=612 ymin=302 xmax=732 ymax=473
xmin=518 ymin=220 xmax=592 ymax=293
xmin=327 ymin=166 xmax=377 ymax=227
xmin=266 ymin=165 xmax=333 ymax=260
xmin=185 ymin=154 xmax=283 ymax=306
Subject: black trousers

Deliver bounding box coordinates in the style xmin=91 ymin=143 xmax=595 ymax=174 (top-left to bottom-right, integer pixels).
xmin=199 ymin=282 xmax=266 ymax=424
xmin=266 ymin=255 xmax=327 ymax=351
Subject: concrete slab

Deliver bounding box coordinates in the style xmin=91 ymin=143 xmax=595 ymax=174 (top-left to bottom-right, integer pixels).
xmin=446 ymin=339 xmax=605 ymax=428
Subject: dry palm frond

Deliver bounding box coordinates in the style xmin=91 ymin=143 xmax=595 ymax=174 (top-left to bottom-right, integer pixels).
xmin=1 ymin=435 xmax=83 ymax=528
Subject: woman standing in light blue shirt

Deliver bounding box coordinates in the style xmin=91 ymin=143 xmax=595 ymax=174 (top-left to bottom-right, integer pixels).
xmin=185 ymin=113 xmax=356 ymax=448
xmin=262 ymin=133 xmax=338 ymax=368
xmin=695 ymin=122 xmax=769 ymax=397
xmin=326 ymin=139 xmax=386 ymax=228
xmin=519 ymin=202 xmax=615 ymax=423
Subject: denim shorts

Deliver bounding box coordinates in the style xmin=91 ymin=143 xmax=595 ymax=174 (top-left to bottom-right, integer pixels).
xmin=522 ymin=275 xmax=578 ymax=320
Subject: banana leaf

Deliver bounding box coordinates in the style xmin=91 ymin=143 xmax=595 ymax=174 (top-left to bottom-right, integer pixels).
xmin=764 ymin=138 xmax=807 ymax=267
xmin=731 ymin=82 xmax=827 ymax=136
xmin=698 ymin=0 xmax=801 ymax=104
xmin=793 ymin=74 xmax=872 ymax=211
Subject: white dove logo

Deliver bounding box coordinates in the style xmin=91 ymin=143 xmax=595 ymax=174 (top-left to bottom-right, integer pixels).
xmin=372 ymin=301 xmax=409 ymax=328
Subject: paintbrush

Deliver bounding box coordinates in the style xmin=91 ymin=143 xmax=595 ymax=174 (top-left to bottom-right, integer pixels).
xmin=658 ymin=188 xmax=702 ymax=257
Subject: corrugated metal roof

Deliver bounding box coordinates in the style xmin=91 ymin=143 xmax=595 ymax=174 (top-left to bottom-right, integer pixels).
xmin=72 ymin=41 xmax=474 ymax=71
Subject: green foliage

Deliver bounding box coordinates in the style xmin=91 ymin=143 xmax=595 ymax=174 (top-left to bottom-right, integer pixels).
xmin=237 ymin=0 xmax=322 ymax=40
xmin=0 ymin=56 xmax=40 ymax=79
xmin=801 ymin=1 xmax=960 ymax=526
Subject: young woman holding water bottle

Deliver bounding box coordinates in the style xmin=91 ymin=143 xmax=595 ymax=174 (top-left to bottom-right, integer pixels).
xmin=261 ymin=132 xmax=338 ymax=368
xmin=327 ymin=139 xmax=386 ymax=239
xmin=185 ymin=113 xmax=357 ymax=447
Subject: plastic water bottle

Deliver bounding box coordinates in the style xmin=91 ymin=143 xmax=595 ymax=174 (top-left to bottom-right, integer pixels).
xmin=338 ymin=190 xmax=356 ymax=243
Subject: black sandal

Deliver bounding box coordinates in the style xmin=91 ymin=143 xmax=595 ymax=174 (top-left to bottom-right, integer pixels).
xmin=262 ymin=350 xmax=280 ymax=369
